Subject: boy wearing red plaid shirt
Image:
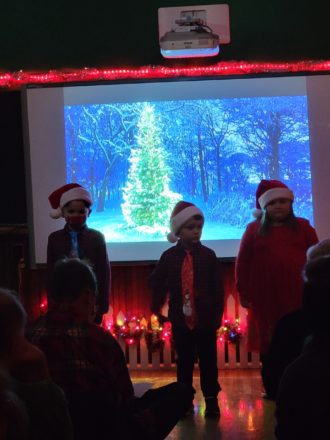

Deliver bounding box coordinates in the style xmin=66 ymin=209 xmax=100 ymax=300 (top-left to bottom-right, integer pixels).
xmin=150 ymin=201 xmax=224 ymax=417
xmin=28 ymin=258 xmax=194 ymax=440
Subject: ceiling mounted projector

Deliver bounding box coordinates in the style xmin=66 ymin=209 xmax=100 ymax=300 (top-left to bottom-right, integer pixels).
xmin=160 ymin=26 xmax=220 ymax=59
xmin=158 ymin=5 xmax=230 ymax=59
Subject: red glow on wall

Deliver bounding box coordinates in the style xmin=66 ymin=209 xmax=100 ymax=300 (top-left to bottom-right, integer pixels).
xmin=1 ymin=60 xmax=330 ymax=90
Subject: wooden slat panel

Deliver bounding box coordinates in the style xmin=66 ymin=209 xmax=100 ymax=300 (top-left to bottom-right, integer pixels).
xmin=162 ymin=340 xmax=173 ymax=369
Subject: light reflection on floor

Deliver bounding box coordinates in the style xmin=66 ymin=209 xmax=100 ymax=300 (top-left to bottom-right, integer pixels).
xmin=131 ymin=369 xmax=276 ymax=440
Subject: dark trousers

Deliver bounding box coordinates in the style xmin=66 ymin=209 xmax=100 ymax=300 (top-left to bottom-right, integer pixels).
xmin=172 ymin=325 xmax=221 ymax=398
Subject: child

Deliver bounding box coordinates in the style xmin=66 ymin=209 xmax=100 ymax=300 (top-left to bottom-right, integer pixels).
xmin=235 ymin=179 xmax=318 ymax=356
xmin=47 ymin=183 xmax=110 ymax=324
xmin=150 ymin=201 xmax=224 ymax=417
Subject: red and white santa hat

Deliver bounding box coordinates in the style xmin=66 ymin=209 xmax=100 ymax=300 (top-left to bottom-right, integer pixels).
xmin=167 ymin=201 xmax=204 ymax=243
xmin=48 ymin=183 xmax=92 ymax=219
xmin=253 ymin=179 xmax=294 ymax=218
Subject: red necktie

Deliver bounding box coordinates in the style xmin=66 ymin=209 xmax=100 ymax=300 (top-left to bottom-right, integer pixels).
xmin=181 ymin=250 xmax=196 ymax=329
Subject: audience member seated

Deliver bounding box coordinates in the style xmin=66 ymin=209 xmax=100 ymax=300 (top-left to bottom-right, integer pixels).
xmin=261 ymin=238 xmax=330 ymax=400
xmin=28 ymin=258 xmax=194 ymax=440
xmin=306 ymin=237 xmax=330 ymax=261
xmin=275 ymin=255 xmax=330 ymax=439
xmin=0 ymin=287 xmax=73 ymax=440
xmin=261 ymin=308 xmax=310 ymax=400
xmin=0 ymin=367 xmax=29 ymax=440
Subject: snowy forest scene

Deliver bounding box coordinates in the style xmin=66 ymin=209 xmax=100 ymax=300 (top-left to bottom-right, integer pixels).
xmin=64 ymin=94 xmax=313 ymax=243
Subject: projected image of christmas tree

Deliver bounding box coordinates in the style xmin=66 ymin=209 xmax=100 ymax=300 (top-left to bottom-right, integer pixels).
xmin=121 ymin=104 xmax=181 ymax=235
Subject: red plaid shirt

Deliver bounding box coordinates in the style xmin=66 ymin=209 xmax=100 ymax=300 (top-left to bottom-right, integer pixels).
xmin=27 ymin=311 xmax=134 ymax=407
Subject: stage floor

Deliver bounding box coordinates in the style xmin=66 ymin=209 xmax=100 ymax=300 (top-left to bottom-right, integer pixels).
xmin=131 ymin=369 xmax=276 ymax=440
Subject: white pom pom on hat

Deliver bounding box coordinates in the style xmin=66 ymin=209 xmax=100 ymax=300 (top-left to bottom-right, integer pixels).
xmin=167 ymin=201 xmax=204 ymax=242
xmin=253 ymin=179 xmax=294 ymax=218
xmin=48 ymin=183 xmax=93 ymax=219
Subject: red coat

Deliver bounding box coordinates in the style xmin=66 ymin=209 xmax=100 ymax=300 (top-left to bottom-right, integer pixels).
xmin=235 ymin=218 xmax=318 ymax=353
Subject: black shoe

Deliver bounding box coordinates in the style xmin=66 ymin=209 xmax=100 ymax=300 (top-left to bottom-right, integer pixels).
xmin=204 ymin=397 xmax=220 ymax=418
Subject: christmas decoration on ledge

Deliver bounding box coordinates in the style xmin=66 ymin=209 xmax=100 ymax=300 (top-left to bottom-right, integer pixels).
xmin=103 ymin=312 xmax=172 ymax=349
xmin=112 ymin=315 xmax=144 ymax=345
xmin=1 ymin=60 xmax=330 ymax=90
xmin=145 ymin=315 xmax=172 ymax=352
xmin=217 ymin=318 xmax=243 ymax=344
xmin=101 ymin=309 xmax=245 ymax=348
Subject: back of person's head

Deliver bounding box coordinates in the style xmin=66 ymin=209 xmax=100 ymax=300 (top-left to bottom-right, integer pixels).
xmin=0 ymin=288 xmax=27 ymax=357
xmin=306 ymin=238 xmax=330 ymax=261
xmin=48 ymin=258 xmax=97 ymax=303
xmin=302 ymin=255 xmax=330 ymax=333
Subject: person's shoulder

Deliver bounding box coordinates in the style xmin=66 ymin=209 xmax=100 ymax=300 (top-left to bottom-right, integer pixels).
xmin=246 ymin=220 xmax=259 ymax=230
xmin=85 ymin=227 xmax=106 ymax=240
xmin=295 ymin=217 xmax=318 ymax=235
xmin=9 ymin=340 xmax=50 ymax=382
xmin=88 ymin=323 xmax=121 ymax=347
xmin=85 ymin=227 xmax=103 ymax=236
xmin=295 ymin=217 xmax=313 ymax=227
xmin=199 ymin=243 xmax=217 ymax=257
xmin=239 ymin=220 xmax=259 ymax=237
xmin=161 ymin=245 xmax=178 ymax=257
xmin=48 ymin=228 xmax=65 ymax=239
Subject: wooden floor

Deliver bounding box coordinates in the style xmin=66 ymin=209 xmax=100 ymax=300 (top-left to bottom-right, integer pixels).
xmin=131 ymin=369 xmax=276 ymax=440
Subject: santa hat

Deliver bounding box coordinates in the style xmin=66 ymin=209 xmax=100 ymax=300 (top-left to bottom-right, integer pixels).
xmin=167 ymin=201 xmax=204 ymax=243
xmin=48 ymin=183 xmax=92 ymax=219
xmin=253 ymin=179 xmax=294 ymax=218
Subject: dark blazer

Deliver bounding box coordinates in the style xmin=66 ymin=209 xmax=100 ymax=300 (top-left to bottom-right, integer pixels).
xmin=47 ymin=225 xmax=110 ymax=314
xmin=150 ymin=240 xmax=224 ymax=329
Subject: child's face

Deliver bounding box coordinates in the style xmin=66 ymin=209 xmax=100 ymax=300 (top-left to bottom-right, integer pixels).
xmin=177 ymin=216 xmax=204 ymax=246
xmin=266 ymin=198 xmax=292 ymax=223
xmin=62 ymin=200 xmax=90 ymax=227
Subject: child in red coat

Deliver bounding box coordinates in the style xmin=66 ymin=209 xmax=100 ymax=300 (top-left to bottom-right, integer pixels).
xmin=235 ymin=179 xmax=318 ymax=355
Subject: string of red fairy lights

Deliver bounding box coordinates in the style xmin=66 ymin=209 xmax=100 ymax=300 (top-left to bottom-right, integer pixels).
xmin=1 ymin=60 xmax=330 ymax=89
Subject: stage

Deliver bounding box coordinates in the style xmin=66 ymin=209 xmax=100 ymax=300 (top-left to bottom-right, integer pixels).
xmin=131 ymin=369 xmax=276 ymax=440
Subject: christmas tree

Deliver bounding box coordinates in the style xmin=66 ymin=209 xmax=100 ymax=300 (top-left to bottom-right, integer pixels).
xmin=122 ymin=104 xmax=181 ymax=232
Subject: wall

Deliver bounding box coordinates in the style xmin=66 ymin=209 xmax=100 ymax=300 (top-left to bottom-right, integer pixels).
xmin=0 ymin=0 xmax=329 ymax=225
xmin=2 ymin=0 xmax=329 ymax=70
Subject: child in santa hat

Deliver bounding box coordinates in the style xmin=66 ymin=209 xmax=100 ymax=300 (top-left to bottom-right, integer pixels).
xmin=235 ymin=179 xmax=318 ymax=358
xmin=150 ymin=201 xmax=224 ymax=417
xmin=47 ymin=183 xmax=110 ymax=324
